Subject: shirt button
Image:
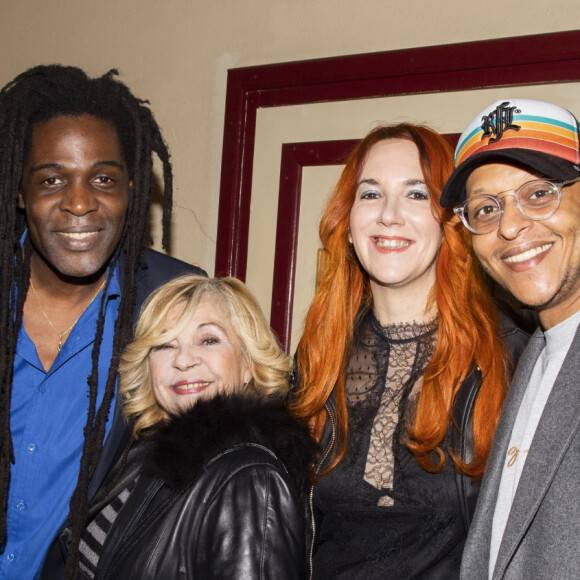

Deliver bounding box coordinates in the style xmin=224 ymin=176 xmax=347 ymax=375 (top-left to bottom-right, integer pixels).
xmin=16 ymin=501 xmax=25 ymax=511
xmin=38 ymin=386 xmax=46 ymax=394
xmin=27 ymin=443 xmax=36 ymax=453
xmin=6 ymin=553 xmax=14 ymax=562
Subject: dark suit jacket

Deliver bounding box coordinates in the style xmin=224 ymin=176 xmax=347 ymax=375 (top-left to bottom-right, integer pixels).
xmin=40 ymin=248 xmax=205 ymax=578
xmin=461 ymin=324 xmax=580 ymax=579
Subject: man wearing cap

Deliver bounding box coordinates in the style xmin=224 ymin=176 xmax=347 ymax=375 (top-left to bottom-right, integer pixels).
xmin=440 ymin=98 xmax=580 ymax=579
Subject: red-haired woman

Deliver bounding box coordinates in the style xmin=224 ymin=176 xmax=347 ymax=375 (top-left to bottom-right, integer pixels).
xmin=291 ymin=124 xmax=529 ymax=579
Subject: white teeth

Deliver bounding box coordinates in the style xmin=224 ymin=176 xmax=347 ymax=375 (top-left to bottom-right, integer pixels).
xmin=62 ymin=232 xmax=96 ymax=240
xmin=375 ymin=238 xmax=410 ymax=249
xmin=174 ymin=382 xmax=209 ymax=390
xmin=504 ymin=243 xmax=552 ymax=263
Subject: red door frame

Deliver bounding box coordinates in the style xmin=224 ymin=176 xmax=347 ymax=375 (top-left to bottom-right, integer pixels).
xmin=215 ymin=30 xmax=580 ymax=350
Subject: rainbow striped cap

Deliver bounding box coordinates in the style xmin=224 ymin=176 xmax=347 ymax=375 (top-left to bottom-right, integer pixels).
xmin=440 ymin=98 xmax=580 ymax=206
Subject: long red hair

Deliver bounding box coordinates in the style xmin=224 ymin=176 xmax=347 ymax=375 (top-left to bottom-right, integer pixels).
xmin=291 ymin=124 xmax=509 ymax=479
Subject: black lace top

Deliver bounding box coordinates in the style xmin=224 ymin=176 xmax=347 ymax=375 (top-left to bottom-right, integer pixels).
xmin=312 ymin=311 xmax=465 ymax=579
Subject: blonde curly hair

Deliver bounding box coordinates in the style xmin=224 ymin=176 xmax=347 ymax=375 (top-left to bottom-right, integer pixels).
xmin=119 ymin=275 xmax=293 ymax=438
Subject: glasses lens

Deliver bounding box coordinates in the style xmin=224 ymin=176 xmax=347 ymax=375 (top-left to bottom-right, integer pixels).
xmin=519 ymin=181 xmax=559 ymax=217
xmin=464 ymin=196 xmax=501 ymax=233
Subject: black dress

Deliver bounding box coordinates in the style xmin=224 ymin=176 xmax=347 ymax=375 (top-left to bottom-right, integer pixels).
xmin=313 ymin=312 xmax=465 ymax=579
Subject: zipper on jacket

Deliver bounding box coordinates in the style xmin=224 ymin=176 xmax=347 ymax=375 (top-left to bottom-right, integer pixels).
xmin=101 ymin=478 xmax=166 ymax=579
xmin=308 ymin=401 xmax=336 ymax=580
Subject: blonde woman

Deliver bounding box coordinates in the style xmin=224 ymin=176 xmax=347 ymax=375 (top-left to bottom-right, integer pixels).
xmin=72 ymin=275 xmax=316 ymax=579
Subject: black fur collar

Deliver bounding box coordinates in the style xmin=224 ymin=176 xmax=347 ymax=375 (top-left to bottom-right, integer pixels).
xmin=144 ymin=394 xmax=317 ymax=492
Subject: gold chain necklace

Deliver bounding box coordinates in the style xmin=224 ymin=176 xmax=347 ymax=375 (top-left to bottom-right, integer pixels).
xmin=29 ymin=277 xmax=107 ymax=351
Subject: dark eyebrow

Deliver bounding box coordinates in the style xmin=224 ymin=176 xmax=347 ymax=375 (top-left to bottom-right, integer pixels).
xmin=27 ymin=160 xmax=126 ymax=174
xmin=93 ymin=160 xmax=126 ymax=171
xmin=466 ymin=187 xmax=490 ymax=198
xmin=356 ymin=177 xmax=426 ymax=188
xmin=27 ymin=163 xmax=64 ymax=173
xmin=405 ymin=178 xmax=426 ymax=186
xmin=356 ymin=178 xmax=379 ymax=188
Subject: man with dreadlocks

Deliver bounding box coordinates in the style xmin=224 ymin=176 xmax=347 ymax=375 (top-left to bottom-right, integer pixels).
xmin=0 ymin=65 xmax=205 ymax=579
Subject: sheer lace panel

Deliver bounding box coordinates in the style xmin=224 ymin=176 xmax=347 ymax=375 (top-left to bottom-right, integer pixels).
xmin=345 ymin=313 xmax=437 ymax=506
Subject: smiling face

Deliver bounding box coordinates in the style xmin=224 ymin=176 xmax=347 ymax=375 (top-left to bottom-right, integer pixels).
xmin=18 ymin=114 xmax=130 ymax=282
xmin=148 ymin=297 xmax=252 ymax=414
xmin=467 ymin=162 xmax=580 ymax=328
xmin=348 ymin=139 xmax=442 ymax=300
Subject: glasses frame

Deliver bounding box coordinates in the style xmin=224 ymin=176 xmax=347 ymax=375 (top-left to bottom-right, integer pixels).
xmin=454 ymin=177 xmax=580 ymax=235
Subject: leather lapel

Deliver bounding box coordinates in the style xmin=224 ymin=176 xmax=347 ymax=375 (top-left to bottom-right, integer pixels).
xmin=463 ymin=328 xmax=545 ymax=574
xmin=495 ymin=324 xmax=580 ymax=574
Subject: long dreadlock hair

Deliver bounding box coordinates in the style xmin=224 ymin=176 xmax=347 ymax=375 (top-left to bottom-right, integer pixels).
xmin=0 ymin=65 xmax=173 ymax=578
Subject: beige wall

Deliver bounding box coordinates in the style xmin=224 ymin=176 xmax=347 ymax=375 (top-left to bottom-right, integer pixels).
xmin=1 ymin=0 xmax=578 ymax=282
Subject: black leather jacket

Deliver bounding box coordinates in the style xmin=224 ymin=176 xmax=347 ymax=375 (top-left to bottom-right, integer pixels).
xmin=84 ymin=395 xmax=317 ymax=579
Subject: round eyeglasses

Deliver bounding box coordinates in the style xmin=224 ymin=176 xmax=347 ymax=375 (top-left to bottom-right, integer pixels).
xmin=454 ymin=177 xmax=580 ymax=235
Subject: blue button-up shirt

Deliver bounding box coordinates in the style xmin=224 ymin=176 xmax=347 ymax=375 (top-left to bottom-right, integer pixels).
xmin=1 ymin=268 xmax=121 ymax=579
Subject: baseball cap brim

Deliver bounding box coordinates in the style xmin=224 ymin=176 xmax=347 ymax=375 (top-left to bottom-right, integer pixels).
xmin=440 ymin=149 xmax=580 ymax=207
